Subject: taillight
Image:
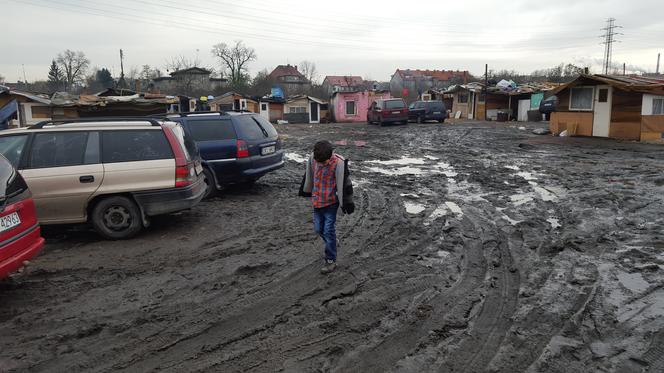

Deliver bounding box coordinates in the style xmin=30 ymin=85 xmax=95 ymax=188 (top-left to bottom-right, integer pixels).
xmin=236 ymin=140 xmax=249 ymax=158
xmin=175 ymin=164 xmax=193 ymax=188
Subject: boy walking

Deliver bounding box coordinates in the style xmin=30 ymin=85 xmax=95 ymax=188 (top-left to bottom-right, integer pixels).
xmin=299 ymin=140 xmax=354 ymax=274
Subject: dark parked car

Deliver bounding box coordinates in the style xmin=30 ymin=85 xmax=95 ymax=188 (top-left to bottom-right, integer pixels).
xmin=0 ymin=154 xmax=44 ymax=278
xmin=408 ymin=100 xmax=447 ymax=123
xmin=367 ymin=99 xmax=409 ymax=126
xmin=168 ymin=112 xmax=284 ymax=197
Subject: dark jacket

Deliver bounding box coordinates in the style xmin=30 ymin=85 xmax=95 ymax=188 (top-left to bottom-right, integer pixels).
xmin=299 ymin=154 xmax=355 ymax=214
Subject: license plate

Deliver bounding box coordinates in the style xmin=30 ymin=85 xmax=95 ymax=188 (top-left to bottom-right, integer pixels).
xmin=195 ymin=161 xmax=203 ymax=175
xmin=392 ymin=111 xmax=401 ymax=114
xmin=261 ymin=146 xmax=276 ymax=155
xmin=0 ymin=212 xmax=21 ymax=233
xmin=433 ymin=111 xmax=441 ymax=114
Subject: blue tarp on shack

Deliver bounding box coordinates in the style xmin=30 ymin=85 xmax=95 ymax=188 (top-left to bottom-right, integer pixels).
xmin=0 ymin=100 xmax=18 ymax=130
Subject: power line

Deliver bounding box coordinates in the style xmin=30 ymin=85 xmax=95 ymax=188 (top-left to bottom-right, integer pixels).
xmin=600 ymin=18 xmax=622 ymax=74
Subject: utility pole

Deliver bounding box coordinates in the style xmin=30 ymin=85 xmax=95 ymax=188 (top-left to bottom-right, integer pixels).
xmin=657 ymin=53 xmax=661 ymax=75
xmin=22 ymin=64 xmax=28 ymax=90
xmin=117 ymin=49 xmax=127 ymax=89
xmin=484 ymin=63 xmax=488 ymax=121
xmin=600 ymin=18 xmax=622 ymax=75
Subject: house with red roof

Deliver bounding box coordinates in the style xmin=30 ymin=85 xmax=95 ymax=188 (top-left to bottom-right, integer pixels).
xmin=390 ymin=69 xmax=469 ymax=99
xmin=322 ymin=76 xmax=367 ymax=97
xmin=268 ymin=64 xmax=310 ymax=96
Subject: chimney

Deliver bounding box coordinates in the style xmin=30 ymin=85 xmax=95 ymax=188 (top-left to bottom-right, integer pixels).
xmin=657 ymin=53 xmax=661 ymax=74
xmin=295 ymin=65 xmax=298 ymax=71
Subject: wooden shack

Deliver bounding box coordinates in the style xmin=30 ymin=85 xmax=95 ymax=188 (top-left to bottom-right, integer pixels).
xmin=549 ymin=74 xmax=664 ymax=141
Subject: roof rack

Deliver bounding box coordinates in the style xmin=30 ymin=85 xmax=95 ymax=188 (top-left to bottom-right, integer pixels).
xmin=159 ymin=111 xmax=228 ymax=117
xmin=30 ymin=117 xmax=163 ymax=129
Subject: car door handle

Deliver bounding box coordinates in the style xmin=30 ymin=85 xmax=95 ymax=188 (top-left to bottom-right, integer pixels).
xmin=79 ymin=175 xmax=95 ymax=183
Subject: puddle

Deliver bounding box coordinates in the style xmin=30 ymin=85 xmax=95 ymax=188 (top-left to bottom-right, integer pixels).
xmin=433 ymin=162 xmax=458 ymax=177
xmin=437 ymin=250 xmax=450 ymax=259
xmin=424 ymin=205 xmax=449 ymax=225
xmin=504 ymin=165 xmax=520 ymax=171
xmin=366 ymin=157 xmax=426 ymax=166
xmin=400 ymin=193 xmax=419 ymax=198
xmin=404 ymin=202 xmax=426 ymax=214
xmin=547 ymin=218 xmax=561 ymax=229
xmin=425 ymin=155 xmax=439 ymax=160
xmin=617 ymin=272 xmax=650 ymax=293
xmin=285 ymin=153 xmax=307 ymax=163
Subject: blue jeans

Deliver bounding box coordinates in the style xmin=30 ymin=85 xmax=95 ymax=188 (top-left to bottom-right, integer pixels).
xmin=313 ymin=203 xmax=339 ymax=262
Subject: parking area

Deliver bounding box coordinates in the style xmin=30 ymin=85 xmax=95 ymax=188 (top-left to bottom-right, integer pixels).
xmin=2 ymin=121 xmax=664 ymax=372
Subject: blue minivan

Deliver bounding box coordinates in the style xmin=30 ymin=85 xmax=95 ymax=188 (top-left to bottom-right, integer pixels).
xmin=167 ymin=112 xmax=284 ymax=197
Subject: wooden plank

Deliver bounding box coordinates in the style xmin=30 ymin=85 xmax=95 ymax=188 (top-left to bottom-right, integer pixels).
xmin=609 ymin=122 xmax=641 ymax=140
xmin=640 ymin=131 xmax=663 ymax=141
xmin=550 ymin=111 xmax=593 ymax=136
xmin=642 ymin=115 xmax=664 ymax=132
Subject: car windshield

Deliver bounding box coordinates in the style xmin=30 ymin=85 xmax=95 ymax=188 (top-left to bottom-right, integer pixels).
xmin=385 ymin=100 xmax=405 ymax=109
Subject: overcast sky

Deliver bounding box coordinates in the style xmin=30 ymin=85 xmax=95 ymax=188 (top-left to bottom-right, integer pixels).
xmin=1 ymin=0 xmax=663 ymax=83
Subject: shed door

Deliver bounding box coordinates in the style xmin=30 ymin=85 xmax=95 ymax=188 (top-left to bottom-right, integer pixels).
xmin=468 ymin=92 xmax=475 ymax=119
xmin=593 ymin=85 xmax=611 ymax=137
xmin=260 ymin=102 xmax=269 ymax=121
xmin=517 ymin=99 xmax=530 ymax=121
xmin=310 ymin=102 xmax=319 ymax=123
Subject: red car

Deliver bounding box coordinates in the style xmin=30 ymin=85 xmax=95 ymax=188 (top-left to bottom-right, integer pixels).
xmin=0 ymin=154 xmax=44 ymax=279
xmin=367 ymin=98 xmax=409 ymax=126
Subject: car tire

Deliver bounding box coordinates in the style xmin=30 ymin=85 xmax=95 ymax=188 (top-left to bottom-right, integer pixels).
xmin=417 ymin=116 xmax=422 ymax=124
xmin=439 ymin=118 xmax=445 ymax=123
xmin=379 ymin=117 xmax=385 ymax=127
xmin=91 ymin=196 xmax=143 ymax=240
xmin=202 ymin=168 xmax=217 ymax=198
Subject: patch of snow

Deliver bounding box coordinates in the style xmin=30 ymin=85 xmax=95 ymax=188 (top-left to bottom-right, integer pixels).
xmin=424 ymin=155 xmax=439 ymax=160
xmin=502 ymin=213 xmax=522 ymax=226
xmin=404 ymin=202 xmax=426 ymax=214
xmin=445 ymin=201 xmax=463 ymax=216
xmin=400 ymin=193 xmax=419 ymax=198
xmin=510 ymin=193 xmax=534 ymax=206
xmin=285 ymin=153 xmax=307 ymax=163
xmin=517 ymin=171 xmax=537 ymax=181
xmin=547 ymin=218 xmax=561 ymax=229
xmin=366 ymin=166 xmax=425 ymax=176
xmin=504 ymin=165 xmax=520 ymax=171
xmin=366 ymin=157 xmax=426 ymax=166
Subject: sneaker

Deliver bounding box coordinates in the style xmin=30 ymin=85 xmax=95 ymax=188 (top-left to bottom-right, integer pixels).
xmin=321 ymin=260 xmax=337 ymax=274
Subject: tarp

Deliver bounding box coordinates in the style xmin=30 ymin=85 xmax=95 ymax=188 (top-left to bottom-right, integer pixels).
xmin=0 ymin=100 xmax=18 ymax=129
xmin=530 ymin=93 xmax=544 ymax=109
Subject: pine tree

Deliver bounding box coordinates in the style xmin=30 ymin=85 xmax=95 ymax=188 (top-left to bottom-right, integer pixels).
xmin=47 ymin=60 xmax=63 ymax=92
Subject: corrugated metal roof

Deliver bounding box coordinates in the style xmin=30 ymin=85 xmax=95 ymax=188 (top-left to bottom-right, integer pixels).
xmin=553 ymin=74 xmax=664 ymax=94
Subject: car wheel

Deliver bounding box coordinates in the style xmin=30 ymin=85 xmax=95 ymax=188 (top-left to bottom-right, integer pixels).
xmin=417 ymin=115 xmax=422 ymax=124
xmin=439 ymin=118 xmax=445 ymax=123
xmin=379 ymin=117 xmax=385 ymax=127
xmin=202 ymin=168 xmax=217 ymax=198
xmin=91 ymin=196 xmax=142 ymax=240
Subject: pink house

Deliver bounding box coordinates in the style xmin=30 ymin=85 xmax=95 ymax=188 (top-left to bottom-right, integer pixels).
xmin=330 ymin=91 xmax=391 ymax=122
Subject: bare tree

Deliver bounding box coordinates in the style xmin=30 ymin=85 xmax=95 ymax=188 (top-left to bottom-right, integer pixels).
xmin=56 ymin=50 xmax=90 ymax=92
xmin=299 ymin=60 xmax=318 ymax=84
xmin=165 ymin=55 xmax=203 ymax=73
xmin=211 ymin=40 xmax=256 ymax=88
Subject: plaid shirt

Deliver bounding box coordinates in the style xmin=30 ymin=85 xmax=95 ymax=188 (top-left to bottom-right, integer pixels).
xmin=312 ymin=155 xmax=339 ymax=208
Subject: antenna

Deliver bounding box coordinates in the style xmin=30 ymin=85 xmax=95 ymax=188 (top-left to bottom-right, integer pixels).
xmin=599 ymin=18 xmax=623 ymax=74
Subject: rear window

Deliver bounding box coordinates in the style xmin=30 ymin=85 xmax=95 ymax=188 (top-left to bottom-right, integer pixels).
xmin=427 ymin=101 xmax=444 ymax=109
xmin=234 ymin=115 xmax=278 ymax=140
xmin=0 ymin=135 xmax=28 ymax=168
xmin=187 ymin=119 xmax=236 ymax=141
xmin=102 ymin=130 xmax=173 ymax=163
xmin=253 ymin=116 xmax=279 ymax=138
xmin=385 ymin=100 xmax=405 ymax=109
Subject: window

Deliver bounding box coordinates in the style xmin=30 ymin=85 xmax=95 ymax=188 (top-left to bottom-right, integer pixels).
xmin=570 ymin=87 xmax=594 ymax=110
xmin=261 ymin=103 xmax=267 ymax=111
xmin=102 ymin=130 xmax=172 ymax=163
xmin=345 ymin=101 xmax=356 ymax=115
xmin=253 ymin=116 xmax=279 ymax=138
xmin=234 ymin=115 xmax=268 ymax=140
xmin=289 ymin=106 xmax=306 ymax=114
xmin=187 ymin=119 xmax=236 ymax=141
xmin=653 ymin=98 xmax=664 ymax=115
xmin=0 ymin=135 xmax=28 ymax=167
xmin=598 ymin=88 xmax=608 ymax=103
xmin=385 ymin=100 xmax=405 ymax=109
xmin=458 ymin=93 xmax=468 ymax=103
xmin=30 ymin=132 xmax=89 ymax=168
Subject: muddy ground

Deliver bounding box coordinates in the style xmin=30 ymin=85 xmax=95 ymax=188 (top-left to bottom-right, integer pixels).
xmin=1 ymin=120 xmax=664 ymax=373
